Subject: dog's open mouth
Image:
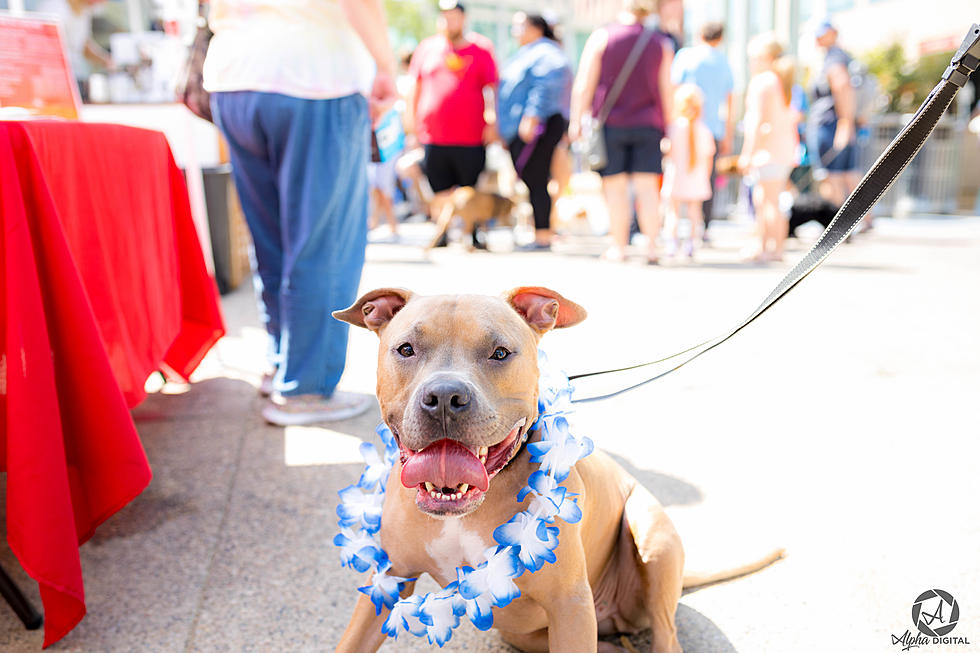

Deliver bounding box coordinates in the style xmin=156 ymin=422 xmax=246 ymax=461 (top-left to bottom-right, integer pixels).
xmin=397 ymin=417 xmax=528 ymax=513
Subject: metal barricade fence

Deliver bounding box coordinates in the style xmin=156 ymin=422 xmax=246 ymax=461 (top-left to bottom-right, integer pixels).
xmin=710 ymin=114 xmax=967 ymax=221
xmin=857 ymin=114 xmax=964 ymax=216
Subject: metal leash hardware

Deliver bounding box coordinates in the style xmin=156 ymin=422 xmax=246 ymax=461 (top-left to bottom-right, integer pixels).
xmin=569 ymin=23 xmax=980 ymax=404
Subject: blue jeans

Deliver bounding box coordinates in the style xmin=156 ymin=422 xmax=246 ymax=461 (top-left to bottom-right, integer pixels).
xmin=212 ymin=91 xmax=369 ymax=397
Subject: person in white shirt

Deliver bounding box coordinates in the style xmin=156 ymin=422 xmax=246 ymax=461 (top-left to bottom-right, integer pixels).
xmin=35 ymin=0 xmax=113 ymax=83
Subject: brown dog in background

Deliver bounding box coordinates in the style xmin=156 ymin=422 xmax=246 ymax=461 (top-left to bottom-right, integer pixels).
xmin=426 ymin=186 xmax=517 ymax=251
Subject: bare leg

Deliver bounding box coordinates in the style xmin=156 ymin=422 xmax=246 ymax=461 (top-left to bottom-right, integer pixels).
xmin=396 ymin=154 xmax=432 ymax=216
xmin=687 ymin=200 xmax=704 ymax=250
xmin=378 ymin=190 xmax=397 ymax=234
xmin=741 ymin=183 xmax=766 ymax=261
xmin=534 ymin=228 xmax=553 ymax=246
xmin=756 ymin=179 xmax=785 ymax=261
xmin=368 ymin=188 xmax=381 ymax=230
xmin=632 ymin=173 xmax=663 ymax=262
xmin=818 ymin=177 xmax=840 ymax=206
xmin=601 ymin=173 xmax=631 ymax=260
xmin=662 ymin=197 xmax=679 ymax=256
xmin=548 ymin=144 xmax=571 ymax=244
xmin=665 ymin=198 xmax=680 ymax=241
xmin=550 ymin=140 xmax=572 ymax=198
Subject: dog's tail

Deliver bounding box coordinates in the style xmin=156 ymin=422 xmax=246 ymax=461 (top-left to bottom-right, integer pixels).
xmin=682 ymin=547 xmax=785 ymax=590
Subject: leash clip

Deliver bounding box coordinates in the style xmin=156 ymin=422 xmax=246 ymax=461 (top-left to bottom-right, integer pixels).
xmin=942 ymin=23 xmax=980 ymax=87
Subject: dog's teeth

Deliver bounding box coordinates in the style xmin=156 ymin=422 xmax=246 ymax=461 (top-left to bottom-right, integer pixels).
xmin=478 ymin=446 xmax=489 ymax=458
xmin=425 ymin=482 xmax=435 ymax=492
xmin=429 ymin=490 xmax=438 ymax=498
xmin=457 ymin=483 xmax=468 ymax=494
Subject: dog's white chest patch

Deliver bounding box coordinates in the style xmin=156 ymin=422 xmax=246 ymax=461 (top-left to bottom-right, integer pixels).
xmin=425 ymin=519 xmax=488 ymax=580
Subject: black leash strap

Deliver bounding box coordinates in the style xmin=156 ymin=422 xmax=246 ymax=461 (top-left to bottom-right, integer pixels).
xmin=570 ymin=24 xmax=980 ymax=404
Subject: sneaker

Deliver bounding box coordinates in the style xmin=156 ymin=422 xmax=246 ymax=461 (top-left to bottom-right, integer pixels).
xmin=262 ymin=391 xmax=373 ymax=426
xmin=515 ymin=241 xmax=551 ymax=252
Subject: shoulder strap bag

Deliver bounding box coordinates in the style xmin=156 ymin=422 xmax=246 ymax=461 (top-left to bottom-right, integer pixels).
xmin=581 ymin=27 xmax=655 ymax=171
xmin=177 ymin=1 xmax=214 ymax=123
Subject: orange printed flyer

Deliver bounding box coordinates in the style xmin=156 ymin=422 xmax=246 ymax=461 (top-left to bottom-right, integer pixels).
xmin=0 ymin=13 xmax=81 ymax=119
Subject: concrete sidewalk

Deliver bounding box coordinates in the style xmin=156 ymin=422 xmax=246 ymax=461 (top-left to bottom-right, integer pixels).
xmin=2 ymin=216 xmax=979 ymax=652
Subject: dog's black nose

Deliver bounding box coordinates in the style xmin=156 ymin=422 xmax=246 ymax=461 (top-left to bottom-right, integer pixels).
xmin=420 ymin=380 xmax=471 ymax=416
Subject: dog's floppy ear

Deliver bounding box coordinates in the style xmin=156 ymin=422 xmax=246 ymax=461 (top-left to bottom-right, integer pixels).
xmin=333 ymin=288 xmax=414 ymax=333
xmin=503 ymin=286 xmax=587 ymax=334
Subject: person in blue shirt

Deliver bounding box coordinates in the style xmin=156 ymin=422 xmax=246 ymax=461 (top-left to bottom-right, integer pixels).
xmin=671 ymin=21 xmax=734 ymax=235
xmin=498 ymin=12 xmax=572 ymax=250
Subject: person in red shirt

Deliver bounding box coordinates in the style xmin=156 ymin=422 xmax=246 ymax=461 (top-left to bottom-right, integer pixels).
xmin=406 ymin=0 xmax=498 ymax=239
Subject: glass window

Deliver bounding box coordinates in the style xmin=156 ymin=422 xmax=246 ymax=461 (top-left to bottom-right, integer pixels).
xmin=748 ymin=0 xmax=774 ymax=36
xmin=798 ymin=0 xmax=817 ymax=23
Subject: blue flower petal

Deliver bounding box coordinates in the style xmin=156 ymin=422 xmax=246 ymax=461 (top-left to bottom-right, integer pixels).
xmin=357 ymin=442 xmax=390 ymax=490
xmin=383 ymin=595 xmax=427 ymax=638
xmin=418 ymin=592 xmax=463 ymax=647
xmin=464 ymin=592 xmax=495 ymax=630
xmin=357 ymin=563 xmax=416 ymax=614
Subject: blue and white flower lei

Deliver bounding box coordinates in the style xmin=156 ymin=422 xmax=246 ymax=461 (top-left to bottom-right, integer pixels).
xmin=333 ymin=350 xmax=594 ymax=646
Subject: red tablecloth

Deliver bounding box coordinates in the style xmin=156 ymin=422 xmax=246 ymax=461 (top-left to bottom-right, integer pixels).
xmin=0 ymin=120 xmax=225 ymax=647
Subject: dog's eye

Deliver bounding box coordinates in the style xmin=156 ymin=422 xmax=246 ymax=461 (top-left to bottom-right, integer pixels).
xmin=397 ymin=343 xmax=415 ymax=357
xmin=489 ymin=346 xmax=511 ymax=361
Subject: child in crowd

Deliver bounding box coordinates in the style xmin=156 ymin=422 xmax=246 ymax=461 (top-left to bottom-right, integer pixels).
xmin=367 ymin=108 xmax=406 ymax=239
xmin=663 ymin=84 xmax=716 ymax=257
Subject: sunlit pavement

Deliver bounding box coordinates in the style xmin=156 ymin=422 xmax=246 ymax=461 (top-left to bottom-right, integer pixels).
xmin=2 ymin=214 xmax=979 ymax=652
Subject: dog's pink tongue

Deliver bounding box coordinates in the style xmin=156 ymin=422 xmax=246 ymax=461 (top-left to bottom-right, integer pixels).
xmin=400 ymin=439 xmax=490 ymax=491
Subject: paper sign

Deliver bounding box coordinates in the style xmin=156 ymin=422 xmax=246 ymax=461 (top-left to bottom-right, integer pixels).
xmin=375 ymin=110 xmax=405 ymax=163
xmin=0 ymin=14 xmax=81 ymax=119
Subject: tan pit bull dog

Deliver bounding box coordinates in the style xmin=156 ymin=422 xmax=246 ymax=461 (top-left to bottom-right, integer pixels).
xmin=426 ymin=187 xmax=517 ymax=251
xmin=334 ymin=287 xmax=780 ymax=653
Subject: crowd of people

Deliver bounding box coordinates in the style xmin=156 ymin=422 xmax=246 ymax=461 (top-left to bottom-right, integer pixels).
xmin=364 ymin=1 xmax=866 ymax=266
xmin=199 ymin=0 xmax=868 ymax=424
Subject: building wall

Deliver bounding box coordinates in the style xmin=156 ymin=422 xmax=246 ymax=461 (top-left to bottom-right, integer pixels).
xmin=466 ymin=0 xmax=974 ymax=97
xmin=466 ymin=0 xmax=585 ymax=65
xmin=681 ymin=0 xmax=976 ymax=99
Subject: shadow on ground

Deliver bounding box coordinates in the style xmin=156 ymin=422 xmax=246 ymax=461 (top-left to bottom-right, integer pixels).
xmin=597 ymin=604 xmax=739 ymax=653
xmin=606 ymin=452 xmax=703 ymax=507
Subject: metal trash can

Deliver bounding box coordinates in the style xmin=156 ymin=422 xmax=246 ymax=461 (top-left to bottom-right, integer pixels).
xmin=202 ymin=164 xmax=251 ymax=294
